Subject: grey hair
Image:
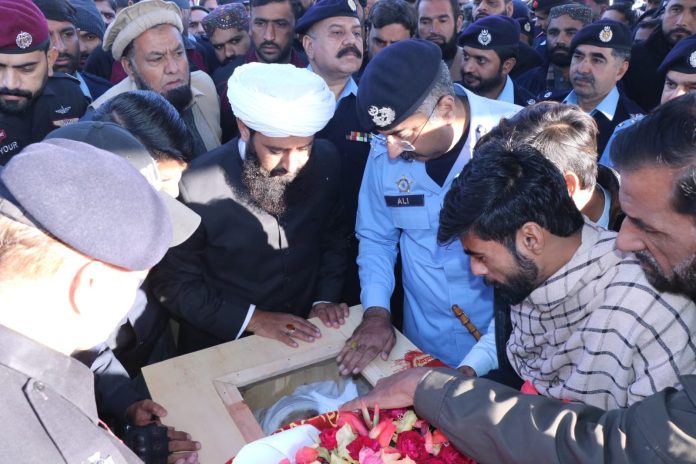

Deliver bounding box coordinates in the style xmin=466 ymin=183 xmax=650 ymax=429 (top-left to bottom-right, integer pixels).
xmin=414 ymin=61 xmax=456 ymax=117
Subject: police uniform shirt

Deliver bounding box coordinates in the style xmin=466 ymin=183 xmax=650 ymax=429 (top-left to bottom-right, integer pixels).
xmin=497 ymin=75 xmax=537 ymax=107
xmin=0 ymin=73 xmax=88 ymax=165
xmin=356 ymin=85 xmax=521 ymax=367
xmin=0 ymin=324 xmax=141 ymax=463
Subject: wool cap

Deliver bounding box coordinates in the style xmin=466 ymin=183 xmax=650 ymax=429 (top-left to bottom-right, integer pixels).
xmin=548 ymin=4 xmax=592 ymax=25
xmin=0 ymin=139 xmax=172 ymax=271
xmin=71 ymin=0 xmax=106 ymax=38
xmin=103 ymin=0 xmax=183 ymax=60
xmin=356 ymin=39 xmax=442 ymax=132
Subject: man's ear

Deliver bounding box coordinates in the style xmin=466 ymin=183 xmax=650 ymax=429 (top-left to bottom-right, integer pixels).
xmin=616 ymin=58 xmax=629 ymax=81
xmin=505 ymin=1 xmax=513 ymax=16
xmin=47 ymin=47 xmax=58 ymax=77
xmin=501 ymin=57 xmax=516 ymax=75
xmin=564 ymin=171 xmax=580 ymax=196
xmin=237 ymin=118 xmax=251 ymax=142
xmin=437 ymin=94 xmax=457 ymax=123
xmin=69 ymin=260 xmax=105 ymax=316
xmin=456 ymin=14 xmax=464 ymax=33
xmin=302 ymin=34 xmax=314 ymax=61
xmin=517 ymin=222 xmax=545 ymax=255
xmin=121 ymin=56 xmax=134 ymax=78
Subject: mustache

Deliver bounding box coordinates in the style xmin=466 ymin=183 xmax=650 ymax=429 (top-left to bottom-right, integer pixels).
xmin=550 ymin=45 xmax=569 ymax=54
xmin=336 ymin=45 xmax=362 ymax=59
xmin=259 ymin=41 xmax=279 ymax=49
xmin=0 ymin=87 xmax=32 ymax=98
xmin=669 ymin=27 xmax=692 ymax=36
xmin=427 ymin=33 xmax=446 ymax=43
xmin=571 ymin=72 xmax=594 ymax=84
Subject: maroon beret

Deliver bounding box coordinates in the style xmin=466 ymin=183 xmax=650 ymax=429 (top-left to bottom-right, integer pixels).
xmin=0 ymin=0 xmax=50 ymax=54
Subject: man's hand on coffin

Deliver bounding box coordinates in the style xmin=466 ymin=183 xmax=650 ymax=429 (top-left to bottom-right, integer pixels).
xmin=247 ymin=309 xmax=322 ymax=347
xmin=339 ymin=367 xmax=431 ymax=411
xmin=125 ymin=399 xmax=202 ymax=463
xmin=309 ymin=302 xmax=350 ymax=328
xmin=336 ymin=306 xmax=395 ymax=376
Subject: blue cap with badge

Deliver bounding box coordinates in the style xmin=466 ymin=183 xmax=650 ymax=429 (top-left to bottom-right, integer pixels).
xmin=295 ymin=0 xmax=360 ymax=35
xmin=658 ymin=34 xmax=696 ymax=74
xmin=356 ymin=39 xmax=443 ymax=132
xmin=458 ymin=15 xmax=520 ymax=50
xmin=570 ymin=19 xmax=632 ymax=53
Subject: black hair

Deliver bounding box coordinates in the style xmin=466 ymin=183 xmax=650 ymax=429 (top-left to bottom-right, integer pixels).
xmin=494 ymin=44 xmax=519 ymax=63
xmin=190 ymin=5 xmax=210 ymax=13
xmin=605 ymin=2 xmax=636 ymax=28
xmin=438 ymin=138 xmax=584 ymax=246
xmin=415 ymin=0 xmax=462 ymax=21
xmin=251 ymin=0 xmax=291 ymax=8
xmin=91 ymin=90 xmax=194 ymax=163
xmin=367 ymin=0 xmax=418 ymax=35
xmin=611 ymin=93 xmax=696 ymax=218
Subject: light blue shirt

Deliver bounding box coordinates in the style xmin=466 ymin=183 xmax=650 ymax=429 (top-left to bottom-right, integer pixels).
xmin=497 ymin=76 xmax=515 ymax=105
xmin=563 ymin=86 xmax=620 ymax=121
xmin=307 ymin=64 xmax=358 ymax=108
xmin=356 ymin=85 xmax=521 ymax=367
xmin=598 ymin=115 xmax=644 ymax=169
xmin=76 ymin=72 xmax=92 ymax=101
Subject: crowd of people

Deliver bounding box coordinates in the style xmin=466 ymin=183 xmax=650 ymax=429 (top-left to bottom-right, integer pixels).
xmin=1 ymin=0 xmax=696 ymax=460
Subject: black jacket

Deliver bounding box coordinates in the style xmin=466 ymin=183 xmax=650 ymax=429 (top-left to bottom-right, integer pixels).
xmin=622 ymin=25 xmax=672 ymax=112
xmin=0 ymin=73 xmax=88 ymax=164
xmin=150 ymin=138 xmax=349 ymax=354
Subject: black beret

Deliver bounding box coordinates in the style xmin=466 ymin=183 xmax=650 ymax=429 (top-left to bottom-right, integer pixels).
xmin=531 ymin=0 xmax=571 ymax=12
xmin=658 ymin=33 xmax=696 ymax=74
xmin=0 ymin=139 xmax=172 ymax=271
xmin=357 ymin=39 xmax=442 ymax=132
xmin=45 ymin=121 xmax=200 ymax=247
xmin=570 ymin=19 xmax=632 ymax=52
xmin=295 ymin=0 xmax=360 ymax=35
xmin=458 ymin=15 xmax=520 ymax=50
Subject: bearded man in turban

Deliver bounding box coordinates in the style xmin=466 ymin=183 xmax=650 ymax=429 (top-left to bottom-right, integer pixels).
xmin=151 ymin=63 xmax=350 ymax=354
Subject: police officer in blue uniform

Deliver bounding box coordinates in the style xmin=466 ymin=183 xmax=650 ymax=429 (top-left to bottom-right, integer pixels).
xmin=457 ymin=15 xmax=537 ymax=106
xmin=0 ymin=0 xmax=88 ymax=165
xmin=297 ymin=0 xmax=374 ymax=306
xmin=561 ymin=20 xmax=643 ymax=155
xmin=337 ymin=39 xmax=520 ymax=376
xmin=600 ymin=33 xmax=696 ymax=167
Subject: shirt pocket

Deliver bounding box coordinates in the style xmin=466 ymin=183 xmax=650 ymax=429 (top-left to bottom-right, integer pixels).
xmin=390 ymin=207 xmax=430 ymax=230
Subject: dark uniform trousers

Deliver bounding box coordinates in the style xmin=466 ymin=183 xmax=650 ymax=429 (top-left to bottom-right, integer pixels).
xmin=0 ymin=73 xmax=88 ymax=165
xmin=0 ymin=325 xmax=141 ymax=463
xmin=150 ymin=138 xmax=348 ymax=354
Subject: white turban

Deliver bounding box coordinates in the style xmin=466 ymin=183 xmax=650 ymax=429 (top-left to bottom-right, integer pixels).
xmin=227 ymin=63 xmax=336 ymax=138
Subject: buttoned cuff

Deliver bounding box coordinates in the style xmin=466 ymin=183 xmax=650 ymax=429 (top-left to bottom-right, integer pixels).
xmin=361 ymin=286 xmax=392 ymax=312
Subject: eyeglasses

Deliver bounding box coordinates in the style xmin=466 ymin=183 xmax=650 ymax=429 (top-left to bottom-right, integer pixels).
xmin=374 ymin=104 xmax=437 ymax=154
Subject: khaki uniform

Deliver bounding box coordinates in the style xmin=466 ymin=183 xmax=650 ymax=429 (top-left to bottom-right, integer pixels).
xmin=0 ymin=324 xmax=142 ymax=463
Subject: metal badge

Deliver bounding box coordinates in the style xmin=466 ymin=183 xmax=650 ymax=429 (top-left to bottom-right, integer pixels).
xmin=478 ymin=29 xmax=492 ymax=46
xmin=54 ymin=105 xmax=71 ymax=114
xmin=348 ymin=0 xmax=357 ymax=11
xmin=396 ymin=175 xmax=414 ymax=193
xmin=599 ymin=26 xmax=613 ymax=43
xmin=15 ymin=31 xmax=33 ymax=49
xmin=690 ymin=50 xmax=696 ymax=68
xmin=524 ymin=22 xmax=531 ymax=32
xmin=368 ymin=106 xmax=396 ymax=127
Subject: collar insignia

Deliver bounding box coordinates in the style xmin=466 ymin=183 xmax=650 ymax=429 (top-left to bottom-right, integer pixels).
xmin=599 ymin=26 xmax=613 ymax=43
xmin=478 ymin=29 xmax=492 ymax=46
xmin=543 ymin=91 xmax=552 ymax=98
xmin=15 ymin=31 xmax=32 ymax=49
xmin=396 ymin=175 xmax=414 ymax=193
xmin=368 ymin=105 xmax=396 ymax=127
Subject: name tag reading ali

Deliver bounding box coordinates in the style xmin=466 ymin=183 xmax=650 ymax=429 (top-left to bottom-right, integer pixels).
xmin=384 ymin=195 xmax=425 ymax=207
